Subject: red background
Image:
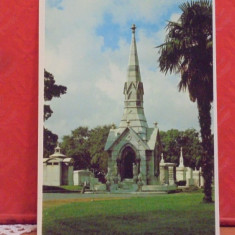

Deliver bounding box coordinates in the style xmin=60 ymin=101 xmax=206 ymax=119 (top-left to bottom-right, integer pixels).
xmin=0 ymin=1 xmax=38 ymax=224
xmin=0 ymin=0 xmax=234 ymax=226
xmin=216 ymin=0 xmax=235 ymax=226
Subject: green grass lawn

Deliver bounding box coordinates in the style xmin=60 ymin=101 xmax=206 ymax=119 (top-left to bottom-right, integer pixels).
xmin=43 ymin=192 xmax=215 ymax=235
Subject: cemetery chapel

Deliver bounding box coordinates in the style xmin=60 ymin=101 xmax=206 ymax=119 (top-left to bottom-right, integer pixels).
xmin=105 ymin=24 xmax=162 ymax=186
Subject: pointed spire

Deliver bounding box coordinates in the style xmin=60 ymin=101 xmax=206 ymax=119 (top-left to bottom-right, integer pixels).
xmin=127 ymin=24 xmax=141 ymax=82
xmin=119 ymin=24 xmax=148 ymax=138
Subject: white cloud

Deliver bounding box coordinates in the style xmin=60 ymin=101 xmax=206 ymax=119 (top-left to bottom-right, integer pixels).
xmin=45 ymin=0 xmax=206 ymax=139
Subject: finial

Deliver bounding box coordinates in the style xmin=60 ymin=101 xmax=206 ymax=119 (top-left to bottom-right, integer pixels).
xmin=55 ymin=142 xmax=61 ymax=153
xmin=154 ymin=122 xmax=158 ymax=128
xmin=111 ymin=123 xmax=115 ymax=129
xmin=126 ymin=120 xmax=130 ymax=126
xmin=131 ymin=24 xmax=136 ymax=34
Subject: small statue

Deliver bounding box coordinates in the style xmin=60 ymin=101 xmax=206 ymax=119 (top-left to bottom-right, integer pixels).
xmin=137 ymin=172 xmax=143 ymax=192
xmin=160 ymin=153 xmax=164 ymax=164
xmin=81 ymin=181 xmax=87 ymax=194
xmin=118 ymin=174 xmax=121 ymax=182
xmin=106 ymin=180 xmax=111 ymax=192
xmin=105 ymin=167 xmax=111 ymax=181
xmin=133 ymin=163 xmax=138 ymax=183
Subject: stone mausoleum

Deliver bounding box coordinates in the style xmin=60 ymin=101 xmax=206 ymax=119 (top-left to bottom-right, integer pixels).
xmin=43 ymin=144 xmax=74 ymax=186
xmin=105 ymin=24 xmax=165 ymax=191
xmin=104 ymin=25 xmax=204 ymax=192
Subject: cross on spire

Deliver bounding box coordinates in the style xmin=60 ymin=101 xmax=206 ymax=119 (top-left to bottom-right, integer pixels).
xmin=131 ymin=24 xmax=136 ymax=34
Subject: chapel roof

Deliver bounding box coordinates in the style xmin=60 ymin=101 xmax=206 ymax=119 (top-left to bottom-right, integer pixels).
xmin=105 ymin=126 xmax=159 ymax=151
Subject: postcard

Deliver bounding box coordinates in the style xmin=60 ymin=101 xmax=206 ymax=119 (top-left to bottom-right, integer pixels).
xmin=38 ymin=0 xmax=219 ymax=234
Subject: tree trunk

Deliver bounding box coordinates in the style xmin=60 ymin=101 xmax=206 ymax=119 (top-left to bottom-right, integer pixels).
xmin=197 ymin=98 xmax=214 ymax=203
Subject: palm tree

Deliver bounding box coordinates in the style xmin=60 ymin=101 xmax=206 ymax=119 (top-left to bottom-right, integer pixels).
xmin=157 ymin=0 xmax=213 ymax=202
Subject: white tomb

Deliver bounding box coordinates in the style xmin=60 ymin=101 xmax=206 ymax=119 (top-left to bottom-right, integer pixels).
xmin=73 ymin=169 xmax=99 ymax=186
xmin=43 ymin=144 xmax=74 ymax=186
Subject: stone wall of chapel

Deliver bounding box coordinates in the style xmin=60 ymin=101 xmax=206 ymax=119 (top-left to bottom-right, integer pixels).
xmin=139 ymin=158 xmax=147 ymax=184
xmin=153 ymin=144 xmax=161 ymax=177
xmin=146 ymin=151 xmax=154 ymax=183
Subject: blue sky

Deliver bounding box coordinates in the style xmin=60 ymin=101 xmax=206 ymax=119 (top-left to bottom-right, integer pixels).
xmin=45 ymin=0 xmax=210 ymax=139
xmin=96 ymin=14 xmax=164 ymax=51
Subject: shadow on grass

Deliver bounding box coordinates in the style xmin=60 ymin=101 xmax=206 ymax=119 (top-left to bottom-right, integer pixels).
xmin=43 ymin=185 xmax=81 ymax=193
xmin=44 ymin=212 xmax=214 ymax=235
xmin=43 ymin=194 xmax=215 ymax=235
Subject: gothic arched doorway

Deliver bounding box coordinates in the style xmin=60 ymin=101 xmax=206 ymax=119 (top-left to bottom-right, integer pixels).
xmin=120 ymin=146 xmax=136 ymax=180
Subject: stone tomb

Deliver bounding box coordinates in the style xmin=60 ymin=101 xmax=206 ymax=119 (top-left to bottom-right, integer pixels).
xmin=73 ymin=169 xmax=99 ymax=186
xmin=104 ymin=25 xmax=175 ymax=192
xmin=43 ymin=145 xmax=74 ymax=186
xmin=175 ymin=148 xmax=204 ymax=188
xmin=176 ymin=147 xmax=187 ymax=184
xmin=104 ymin=25 xmax=203 ymax=192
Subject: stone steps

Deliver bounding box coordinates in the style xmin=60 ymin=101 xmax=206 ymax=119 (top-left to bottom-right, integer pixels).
xmin=142 ymin=184 xmax=177 ymax=192
xmin=119 ymin=179 xmax=136 ymax=190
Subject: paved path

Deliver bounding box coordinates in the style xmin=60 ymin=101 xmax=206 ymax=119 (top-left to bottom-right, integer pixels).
xmin=43 ymin=192 xmax=165 ymax=201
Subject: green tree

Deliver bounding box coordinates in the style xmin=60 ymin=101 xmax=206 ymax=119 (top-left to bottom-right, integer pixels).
xmin=44 ymin=69 xmax=67 ymax=158
xmin=43 ymin=128 xmax=58 ymax=158
xmin=61 ymin=127 xmax=91 ymax=170
xmin=157 ymin=0 xmax=213 ymax=202
xmin=88 ymin=125 xmax=113 ymax=177
xmin=60 ymin=125 xmax=112 ymax=181
xmin=160 ymin=129 xmax=202 ymax=169
xmin=182 ymin=129 xmax=203 ymax=169
xmin=160 ymin=129 xmax=181 ymax=164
